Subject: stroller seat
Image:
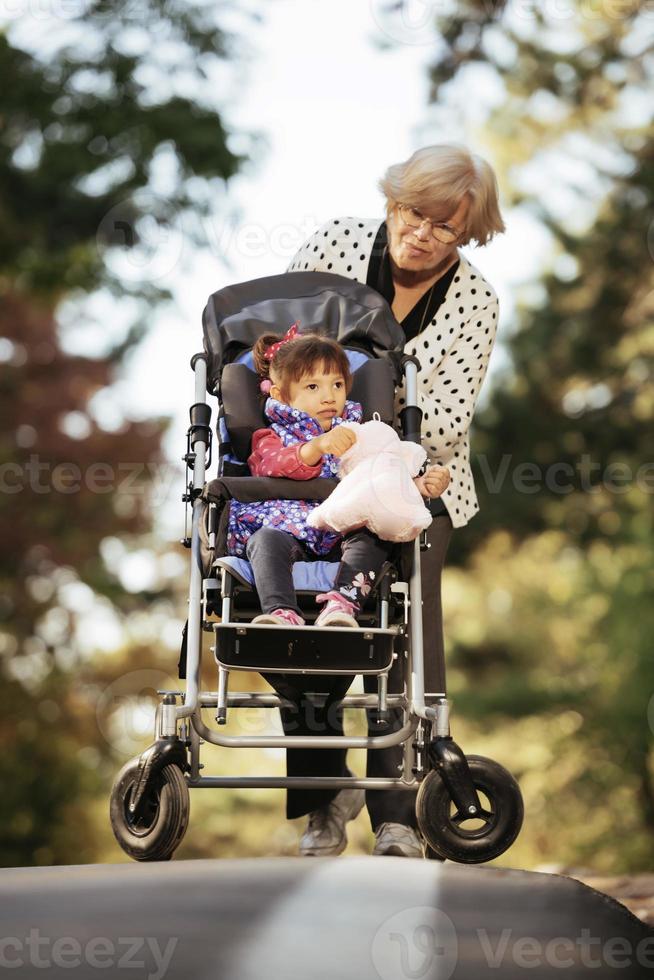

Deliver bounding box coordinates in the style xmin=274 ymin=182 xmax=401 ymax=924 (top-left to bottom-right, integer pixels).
xmin=197 ymin=281 xmax=410 ymax=677
xmin=214 ymin=554 xmax=342 ymax=594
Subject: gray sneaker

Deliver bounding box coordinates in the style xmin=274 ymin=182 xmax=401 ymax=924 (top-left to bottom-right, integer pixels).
xmin=373 ymin=822 xmax=424 ymax=858
xmin=299 ymin=784 xmax=366 ymax=857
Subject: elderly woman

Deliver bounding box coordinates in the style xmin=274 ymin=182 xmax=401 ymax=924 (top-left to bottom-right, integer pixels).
xmin=283 ymin=144 xmax=505 ymax=858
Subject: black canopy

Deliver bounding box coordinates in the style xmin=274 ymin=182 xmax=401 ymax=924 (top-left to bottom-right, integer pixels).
xmin=202 ymin=271 xmax=405 ymax=393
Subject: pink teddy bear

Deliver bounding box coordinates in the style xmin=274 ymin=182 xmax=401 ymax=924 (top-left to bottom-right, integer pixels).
xmin=306 ymin=418 xmax=433 ymax=543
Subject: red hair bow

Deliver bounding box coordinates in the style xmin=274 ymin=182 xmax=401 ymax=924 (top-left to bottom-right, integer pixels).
xmin=263 ymin=321 xmax=300 ymax=361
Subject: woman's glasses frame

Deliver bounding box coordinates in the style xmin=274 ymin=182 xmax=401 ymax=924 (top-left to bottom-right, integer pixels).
xmin=396 ymin=203 xmax=462 ymax=245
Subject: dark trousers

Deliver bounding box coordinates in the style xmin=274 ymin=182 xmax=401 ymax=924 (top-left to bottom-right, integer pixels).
xmin=246 ymin=525 xmax=394 ymax=614
xmin=261 ymin=512 xmax=454 ymax=829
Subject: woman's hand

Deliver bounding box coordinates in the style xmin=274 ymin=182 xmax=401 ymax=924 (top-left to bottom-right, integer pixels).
xmin=414 ymin=464 xmax=450 ymax=498
xmin=299 ymin=427 xmax=357 ymax=465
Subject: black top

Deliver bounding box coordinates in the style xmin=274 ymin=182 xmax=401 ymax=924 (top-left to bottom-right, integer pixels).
xmin=366 ymin=221 xmax=457 ymax=517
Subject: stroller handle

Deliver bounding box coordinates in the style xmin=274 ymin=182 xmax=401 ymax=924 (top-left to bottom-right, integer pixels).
xmin=400 ymin=356 xmax=422 ymax=445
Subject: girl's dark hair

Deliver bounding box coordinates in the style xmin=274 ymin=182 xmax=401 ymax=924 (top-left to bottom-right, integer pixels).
xmin=252 ymin=331 xmax=352 ymax=396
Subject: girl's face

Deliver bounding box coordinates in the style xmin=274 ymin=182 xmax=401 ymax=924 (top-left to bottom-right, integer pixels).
xmin=271 ymin=362 xmax=347 ymax=431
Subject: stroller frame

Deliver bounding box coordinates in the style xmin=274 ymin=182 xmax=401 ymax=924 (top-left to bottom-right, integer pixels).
xmin=110 ymin=273 xmax=523 ymax=863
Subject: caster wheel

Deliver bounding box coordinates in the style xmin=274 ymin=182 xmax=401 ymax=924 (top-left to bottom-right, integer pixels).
xmin=424 ymin=843 xmax=446 ymax=862
xmin=110 ymin=760 xmax=189 ymax=862
xmin=416 ymin=754 xmax=523 ymax=864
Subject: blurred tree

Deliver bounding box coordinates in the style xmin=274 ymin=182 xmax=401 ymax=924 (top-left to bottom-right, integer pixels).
xmin=404 ymin=0 xmax=653 ymax=552
xmin=0 ymin=2 xmax=252 ymax=864
xmin=0 ymin=1 xmax=249 ymax=296
xmin=0 ymin=293 xmax=167 ymax=646
xmin=411 ymin=0 xmax=654 ymax=868
xmin=0 ymin=667 xmax=103 ymax=867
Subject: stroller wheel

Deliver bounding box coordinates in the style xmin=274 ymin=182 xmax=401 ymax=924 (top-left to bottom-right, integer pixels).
xmin=109 ymin=760 xmax=190 ymax=862
xmin=416 ymin=754 xmax=523 ymax=865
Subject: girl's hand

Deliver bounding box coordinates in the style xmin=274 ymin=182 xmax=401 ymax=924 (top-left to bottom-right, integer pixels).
xmin=299 ymin=426 xmax=357 ymax=466
xmin=314 ymin=427 xmax=357 ymax=458
xmin=415 ymin=464 xmax=450 ymax=498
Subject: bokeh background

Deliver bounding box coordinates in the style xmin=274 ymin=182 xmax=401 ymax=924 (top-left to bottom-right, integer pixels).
xmin=1 ymin=0 xmax=652 ymax=870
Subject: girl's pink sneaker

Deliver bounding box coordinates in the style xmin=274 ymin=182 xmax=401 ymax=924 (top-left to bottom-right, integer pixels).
xmin=314 ymin=591 xmax=358 ymax=628
xmin=252 ymin=608 xmax=305 ymax=626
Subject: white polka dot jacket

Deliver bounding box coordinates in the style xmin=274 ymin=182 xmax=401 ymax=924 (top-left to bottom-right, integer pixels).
xmin=287 ymin=217 xmax=500 ymax=529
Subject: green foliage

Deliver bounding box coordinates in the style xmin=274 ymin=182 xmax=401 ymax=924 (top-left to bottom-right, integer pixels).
xmin=0 ymin=2 xmax=249 ymax=866
xmin=0 ymin=669 xmax=103 ymax=866
xmin=421 ymin=0 xmax=654 ymax=870
xmin=0 ymin=292 xmax=168 ymax=647
xmin=0 ymin=1 xmax=249 ymax=297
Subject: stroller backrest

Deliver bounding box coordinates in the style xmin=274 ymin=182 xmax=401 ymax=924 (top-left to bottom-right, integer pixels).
xmin=202 ymin=272 xmax=406 ymax=472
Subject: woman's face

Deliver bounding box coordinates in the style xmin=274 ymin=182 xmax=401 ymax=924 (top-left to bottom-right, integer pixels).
xmin=386 ymin=197 xmax=469 ymax=279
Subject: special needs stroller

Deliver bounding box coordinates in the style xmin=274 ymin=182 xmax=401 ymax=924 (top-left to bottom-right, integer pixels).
xmin=109 ymin=272 xmax=524 ymax=863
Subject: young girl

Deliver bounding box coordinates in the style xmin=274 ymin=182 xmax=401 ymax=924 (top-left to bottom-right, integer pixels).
xmin=226 ymin=324 xmax=449 ymax=627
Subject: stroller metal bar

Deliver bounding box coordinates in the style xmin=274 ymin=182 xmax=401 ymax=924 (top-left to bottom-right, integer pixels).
xmin=191 ymin=708 xmax=418 ymax=749
xmin=188 ymin=775 xmax=419 ymax=790
xmin=377 ymin=674 xmax=388 ymax=716
xmin=189 ymin=717 xmax=202 ymax=780
xmin=408 ymin=534 xmax=429 ymax=719
xmin=220 ymin=567 xmax=233 ymax=622
xmin=403 ymin=359 xmax=442 ymax=726
xmin=403 ymin=358 xmax=419 ymax=417
xmin=216 ymin=666 xmax=229 ymax=725
xmin=403 ymin=692 xmax=416 ymax=782
xmin=432 ymin=698 xmax=450 ymax=736
xmin=176 ymin=355 xmax=209 ymax=722
xmin=198 ymin=693 xmax=412 ymax=709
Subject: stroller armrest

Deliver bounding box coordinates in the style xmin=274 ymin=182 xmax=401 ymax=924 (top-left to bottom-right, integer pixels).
xmin=204 ymin=476 xmax=338 ymax=505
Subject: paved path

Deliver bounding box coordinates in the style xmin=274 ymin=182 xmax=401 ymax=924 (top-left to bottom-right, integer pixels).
xmin=1 ymin=858 xmax=653 ymax=978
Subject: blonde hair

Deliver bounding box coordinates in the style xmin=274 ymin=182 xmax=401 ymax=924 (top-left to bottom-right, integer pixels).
xmin=379 ymin=144 xmax=505 ymax=247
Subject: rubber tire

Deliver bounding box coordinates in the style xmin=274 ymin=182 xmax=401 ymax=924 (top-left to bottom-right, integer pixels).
xmin=110 ymin=760 xmax=190 ymax=862
xmin=416 ymin=754 xmax=523 ymax=865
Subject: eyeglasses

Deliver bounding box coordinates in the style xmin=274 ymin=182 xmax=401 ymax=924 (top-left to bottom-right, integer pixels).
xmin=396 ymin=203 xmax=462 ymax=244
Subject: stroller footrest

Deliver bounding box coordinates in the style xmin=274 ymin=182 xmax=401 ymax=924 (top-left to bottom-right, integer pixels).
xmin=213 ymin=623 xmax=400 ymax=674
